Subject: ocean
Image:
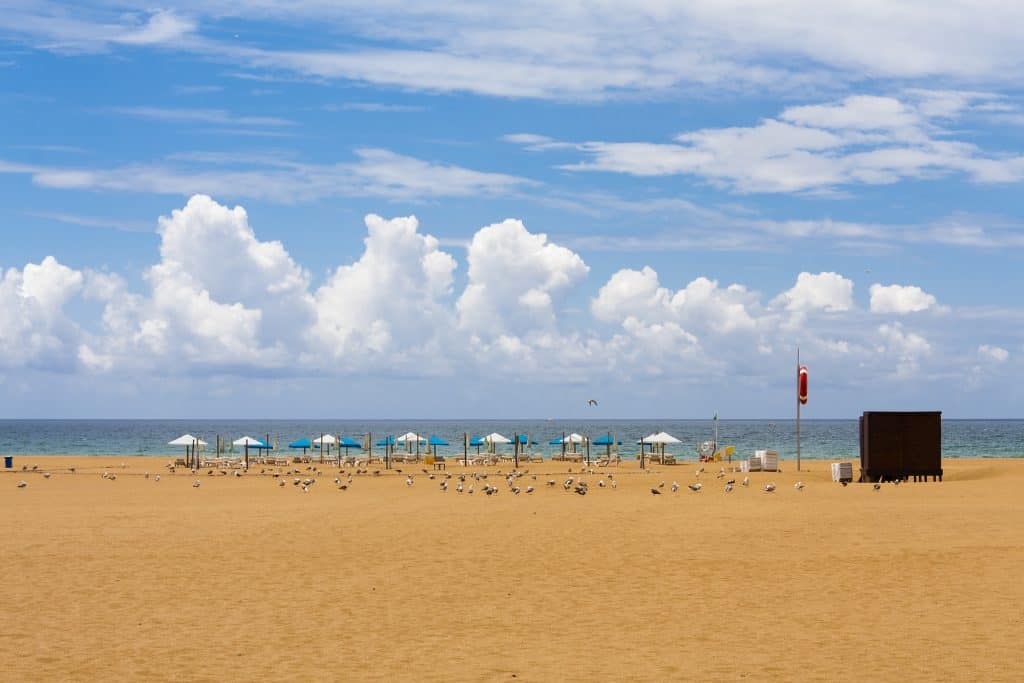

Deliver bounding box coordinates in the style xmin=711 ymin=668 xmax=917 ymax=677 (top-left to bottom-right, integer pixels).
xmin=1 ymin=419 xmax=1022 ymax=459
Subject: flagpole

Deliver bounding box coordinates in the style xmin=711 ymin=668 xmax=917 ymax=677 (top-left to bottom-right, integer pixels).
xmin=796 ymin=347 xmax=801 ymax=473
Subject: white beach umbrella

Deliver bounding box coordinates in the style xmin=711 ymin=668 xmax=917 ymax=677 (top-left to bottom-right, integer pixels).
xmin=640 ymin=431 xmax=681 ymax=444
xmin=233 ymin=436 xmax=266 ymax=447
xmin=313 ymin=434 xmax=337 ymax=445
xmin=395 ymin=432 xmax=426 ymax=443
xmin=553 ymin=432 xmax=586 ymax=444
xmin=168 ymin=434 xmax=208 ymax=447
xmin=483 ymin=432 xmax=512 ymax=444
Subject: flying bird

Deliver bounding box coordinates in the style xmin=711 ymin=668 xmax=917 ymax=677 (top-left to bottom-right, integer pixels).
xmin=587 ymin=399 xmax=598 ymax=407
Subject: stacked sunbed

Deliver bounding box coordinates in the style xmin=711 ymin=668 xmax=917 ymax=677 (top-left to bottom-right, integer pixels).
xmin=831 ymin=462 xmax=853 ymax=483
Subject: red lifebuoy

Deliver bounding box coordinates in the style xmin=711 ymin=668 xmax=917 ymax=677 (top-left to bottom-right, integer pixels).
xmin=798 ymin=365 xmax=809 ymax=405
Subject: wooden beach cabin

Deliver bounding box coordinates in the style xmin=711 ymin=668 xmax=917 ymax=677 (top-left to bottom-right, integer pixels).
xmin=859 ymin=411 xmax=942 ymax=482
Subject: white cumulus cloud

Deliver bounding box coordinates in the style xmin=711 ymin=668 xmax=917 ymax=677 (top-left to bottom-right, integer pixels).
xmin=869 ymin=283 xmax=937 ymax=313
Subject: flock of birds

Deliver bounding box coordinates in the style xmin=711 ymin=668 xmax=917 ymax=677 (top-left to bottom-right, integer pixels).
xmin=11 ymin=459 xmax=904 ymax=496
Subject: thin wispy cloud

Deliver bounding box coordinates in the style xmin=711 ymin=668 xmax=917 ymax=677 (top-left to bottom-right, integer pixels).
xmin=103 ymin=106 xmax=294 ymax=128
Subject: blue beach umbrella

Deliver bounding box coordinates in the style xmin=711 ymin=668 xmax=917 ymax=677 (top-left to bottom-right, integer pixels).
xmin=288 ymin=438 xmax=312 ymax=454
xmin=375 ymin=436 xmax=397 ymax=447
xmin=339 ymin=436 xmax=361 ymax=449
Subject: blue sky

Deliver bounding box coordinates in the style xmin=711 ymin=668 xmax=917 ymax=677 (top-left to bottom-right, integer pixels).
xmin=2 ymin=2 xmax=1024 ymax=418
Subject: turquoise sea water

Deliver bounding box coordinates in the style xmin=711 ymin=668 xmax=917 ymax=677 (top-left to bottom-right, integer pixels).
xmin=0 ymin=419 xmax=1022 ymax=459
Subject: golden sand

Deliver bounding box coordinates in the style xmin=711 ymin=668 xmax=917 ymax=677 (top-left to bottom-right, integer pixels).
xmin=2 ymin=455 xmax=1022 ymax=681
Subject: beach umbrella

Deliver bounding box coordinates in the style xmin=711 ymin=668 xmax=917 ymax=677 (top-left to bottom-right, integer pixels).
xmin=233 ymin=436 xmax=267 ymax=468
xmin=338 ymin=436 xmax=361 ymax=449
xmin=396 ymin=431 xmax=426 ymax=455
xmin=313 ymin=434 xmax=337 ymax=448
xmin=593 ymin=433 xmax=620 ymax=458
xmin=168 ymin=434 xmax=207 ymax=465
xmin=549 ymin=433 xmax=585 ymax=444
xmin=640 ymin=431 xmax=680 ymax=460
xmin=427 ymin=435 xmax=448 ymax=455
xmin=375 ymin=436 xmax=397 ymax=447
xmin=288 ymin=438 xmax=312 ymax=454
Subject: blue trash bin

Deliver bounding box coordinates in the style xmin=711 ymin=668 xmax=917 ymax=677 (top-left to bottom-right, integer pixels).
xmin=3 ymin=456 xmax=12 ymax=469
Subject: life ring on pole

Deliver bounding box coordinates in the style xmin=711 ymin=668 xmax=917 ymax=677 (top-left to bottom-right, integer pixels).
xmin=798 ymin=365 xmax=809 ymax=405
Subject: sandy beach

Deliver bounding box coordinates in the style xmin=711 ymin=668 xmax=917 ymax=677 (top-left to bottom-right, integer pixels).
xmin=2 ymin=455 xmax=1022 ymax=681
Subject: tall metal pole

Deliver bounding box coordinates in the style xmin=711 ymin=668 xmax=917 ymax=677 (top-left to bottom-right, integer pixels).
xmin=796 ymin=347 xmax=801 ymax=473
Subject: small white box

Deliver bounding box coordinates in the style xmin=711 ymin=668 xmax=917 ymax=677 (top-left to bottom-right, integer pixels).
xmin=831 ymin=462 xmax=853 ymax=483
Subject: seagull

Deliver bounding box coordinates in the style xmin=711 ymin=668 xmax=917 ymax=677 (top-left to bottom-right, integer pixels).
xmin=154 ymin=475 xmax=160 ymax=482
xmin=456 ymin=483 xmax=463 ymax=493
xmin=467 ymin=484 xmax=474 ymax=494
xmin=670 ymin=482 xmax=680 ymax=492
xmin=405 ymin=476 xmax=414 ymax=486
xmin=17 ymin=480 xmax=27 ymax=488
xmin=101 ymin=471 xmax=109 ymax=479
xmin=764 ymin=483 xmax=776 ymax=493
xmin=32 ymin=464 xmax=38 ymax=471
xmin=724 ymin=483 xmax=733 ymax=493
xmin=279 ymin=480 xmax=286 ymax=487
xmin=658 ymin=481 xmax=665 ymax=488
xmin=526 ymin=486 xmax=534 ymax=494
xmin=144 ymin=472 xmax=150 ymax=479
xmin=511 ymin=486 xmax=521 ymax=495
xmin=43 ymin=472 xmax=51 ymax=479
xmin=688 ymin=482 xmax=703 ymax=492
xmin=695 ymin=466 xmax=704 ymax=477
xmin=725 ymin=479 xmax=736 ymax=485
xmin=192 ymin=480 xmax=201 ymax=488
xmin=587 ymin=399 xmax=598 ymax=407
xmin=109 ymin=474 xmax=116 ymax=481
xmin=742 ymin=476 xmax=750 ymax=487
xmin=873 ymin=483 xmax=882 ymax=491
xmin=716 ymin=468 xmax=725 ymax=479
xmin=563 ymin=478 xmax=574 ymax=491
xmin=650 ymin=488 xmax=662 ymax=495
xmin=440 ymin=481 xmax=448 ymax=491
xmin=598 ymin=479 xmax=606 ymax=488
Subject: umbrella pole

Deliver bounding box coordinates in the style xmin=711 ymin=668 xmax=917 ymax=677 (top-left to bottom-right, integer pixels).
xmin=245 ymin=443 xmax=249 ymax=470
xmin=514 ymin=432 xmax=519 ymax=470
xmin=640 ymin=437 xmax=645 ymax=470
xmin=586 ymin=438 xmax=590 ymax=466
xmin=463 ymin=433 xmax=468 ymax=466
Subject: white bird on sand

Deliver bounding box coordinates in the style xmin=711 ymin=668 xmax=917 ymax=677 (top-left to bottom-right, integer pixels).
xmin=670 ymin=482 xmax=680 ymax=492
xmin=764 ymin=483 xmax=776 ymax=493
xmin=717 ymin=468 xmax=726 ymax=479
xmin=43 ymin=472 xmax=51 ymax=479
xmin=598 ymin=479 xmax=606 ymax=488
xmin=511 ymin=486 xmax=521 ymax=495
xmin=144 ymin=472 xmax=149 ymax=479
xmin=526 ymin=486 xmax=534 ymax=494
xmin=725 ymin=483 xmax=733 ymax=493
xmin=101 ymin=471 xmax=109 ymax=479
xmin=688 ymin=482 xmax=703 ymax=492
xmin=873 ymin=483 xmax=881 ymax=491
xmin=794 ymin=481 xmax=804 ymax=490
xmin=405 ymin=476 xmax=414 ymax=486
xmin=109 ymin=474 xmax=116 ymax=481
xmin=31 ymin=464 xmax=38 ymax=471
xmin=192 ymin=480 xmax=201 ymax=488
xmin=17 ymin=480 xmax=27 ymax=488
xmin=695 ymin=466 xmax=704 ymax=477
xmin=742 ymin=476 xmax=750 ymax=487
xmin=155 ymin=475 xmax=160 ymax=482
xmin=610 ymin=480 xmax=618 ymax=489
xmin=279 ymin=480 xmax=286 ymax=487
xmin=456 ymin=483 xmax=463 ymax=493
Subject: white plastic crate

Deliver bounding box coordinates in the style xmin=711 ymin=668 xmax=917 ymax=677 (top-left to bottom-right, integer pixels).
xmin=831 ymin=462 xmax=853 ymax=483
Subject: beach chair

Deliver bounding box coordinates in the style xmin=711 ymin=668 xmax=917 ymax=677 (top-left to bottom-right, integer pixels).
xmin=529 ymin=451 xmax=545 ymax=463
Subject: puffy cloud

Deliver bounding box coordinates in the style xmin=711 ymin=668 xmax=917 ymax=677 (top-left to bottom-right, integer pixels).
xmin=0 ymin=257 xmax=83 ymax=370
xmin=457 ymin=219 xmax=588 ymax=334
xmin=592 ymin=267 xmax=758 ymax=334
xmin=876 ymin=322 xmax=931 ymax=376
xmin=313 ymin=214 xmax=456 ymax=369
xmin=776 ymin=272 xmax=854 ymax=313
xmin=978 ymin=344 xmax=1009 ymax=362
xmin=869 ymin=283 xmax=937 ymax=314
